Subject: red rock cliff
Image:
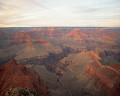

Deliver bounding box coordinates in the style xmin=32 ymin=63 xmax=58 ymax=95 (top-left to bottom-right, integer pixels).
xmin=0 ymin=58 xmax=50 ymax=96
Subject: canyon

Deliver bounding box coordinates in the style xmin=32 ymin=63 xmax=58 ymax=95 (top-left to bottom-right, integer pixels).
xmin=0 ymin=27 xmax=120 ymax=96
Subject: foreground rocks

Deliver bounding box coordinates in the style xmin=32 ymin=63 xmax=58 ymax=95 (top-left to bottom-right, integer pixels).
xmin=0 ymin=59 xmax=50 ymax=96
xmin=5 ymin=87 xmax=37 ymax=96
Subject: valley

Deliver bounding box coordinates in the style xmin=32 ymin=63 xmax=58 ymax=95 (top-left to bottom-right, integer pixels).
xmin=0 ymin=27 xmax=120 ymax=96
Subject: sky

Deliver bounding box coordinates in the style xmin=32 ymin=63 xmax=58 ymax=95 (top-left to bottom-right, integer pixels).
xmin=0 ymin=0 xmax=120 ymax=27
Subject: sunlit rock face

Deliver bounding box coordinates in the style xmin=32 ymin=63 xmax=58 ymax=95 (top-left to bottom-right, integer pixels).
xmin=0 ymin=59 xmax=50 ymax=96
xmin=33 ymin=38 xmax=49 ymax=44
xmin=66 ymin=29 xmax=88 ymax=38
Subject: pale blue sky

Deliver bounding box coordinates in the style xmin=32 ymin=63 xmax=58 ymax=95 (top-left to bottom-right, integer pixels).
xmin=0 ymin=0 xmax=120 ymax=27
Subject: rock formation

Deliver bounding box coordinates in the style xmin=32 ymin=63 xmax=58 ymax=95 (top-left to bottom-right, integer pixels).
xmin=0 ymin=59 xmax=50 ymax=96
xmin=66 ymin=29 xmax=88 ymax=38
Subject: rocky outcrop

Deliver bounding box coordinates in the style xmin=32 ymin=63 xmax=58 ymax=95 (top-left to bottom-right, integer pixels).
xmin=66 ymin=29 xmax=88 ymax=38
xmin=58 ymin=50 xmax=120 ymax=96
xmin=110 ymin=64 xmax=120 ymax=96
xmin=28 ymin=27 xmax=65 ymax=37
xmin=86 ymin=52 xmax=120 ymax=95
xmin=33 ymin=39 xmax=49 ymax=44
xmin=0 ymin=59 xmax=50 ymax=96
xmin=91 ymin=28 xmax=120 ymax=39
xmin=11 ymin=31 xmax=31 ymax=44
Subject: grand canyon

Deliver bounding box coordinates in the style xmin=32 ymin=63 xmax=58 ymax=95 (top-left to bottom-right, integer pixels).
xmin=0 ymin=27 xmax=120 ymax=96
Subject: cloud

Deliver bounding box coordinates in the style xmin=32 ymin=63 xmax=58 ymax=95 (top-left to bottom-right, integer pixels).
xmin=0 ymin=0 xmax=120 ymax=27
xmin=0 ymin=0 xmax=50 ymax=25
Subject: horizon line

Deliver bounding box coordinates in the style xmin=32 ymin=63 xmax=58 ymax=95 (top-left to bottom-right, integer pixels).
xmin=0 ymin=26 xmax=120 ymax=28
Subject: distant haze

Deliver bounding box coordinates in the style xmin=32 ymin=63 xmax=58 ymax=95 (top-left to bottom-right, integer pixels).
xmin=0 ymin=0 xmax=120 ymax=27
